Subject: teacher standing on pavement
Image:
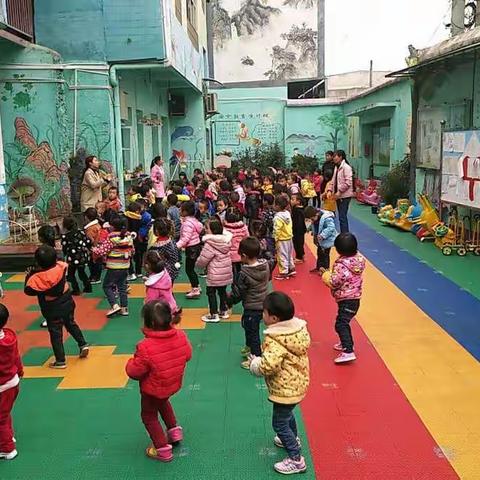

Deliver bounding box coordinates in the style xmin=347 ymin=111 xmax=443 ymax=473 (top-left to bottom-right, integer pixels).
xmin=80 ymin=156 xmax=112 ymax=211
xmin=332 ymin=150 xmax=354 ymax=233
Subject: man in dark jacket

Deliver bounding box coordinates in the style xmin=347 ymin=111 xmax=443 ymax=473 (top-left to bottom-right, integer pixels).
xmin=24 ymin=245 xmax=89 ymax=369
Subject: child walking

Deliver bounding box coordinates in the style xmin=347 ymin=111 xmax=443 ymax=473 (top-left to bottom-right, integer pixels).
xmin=249 ymin=292 xmax=310 ymax=475
xmin=84 ymin=207 xmax=103 ymax=284
xmin=93 ymin=216 xmax=134 ymax=317
xmin=304 ymin=206 xmax=337 ymax=273
xmin=61 ymin=217 xmax=92 ymax=295
xmin=149 ymin=218 xmax=180 ymax=284
xmin=144 ymin=251 xmax=181 ymax=320
xmin=126 ymin=300 xmax=192 ymax=462
xmin=235 ymin=237 xmax=271 ymax=369
xmin=176 ymin=201 xmax=203 ymax=299
xmin=195 ymin=217 xmax=233 ymax=323
xmin=0 ymin=304 xmax=23 ymax=460
xmin=322 ymin=233 xmax=365 ymax=364
xmin=290 ymin=194 xmax=306 ymax=264
xmin=273 ymin=196 xmax=295 ymax=280
xmin=24 ymin=246 xmax=90 ymax=368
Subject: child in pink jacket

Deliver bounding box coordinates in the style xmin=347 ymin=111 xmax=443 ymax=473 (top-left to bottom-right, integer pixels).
xmin=223 ymin=207 xmax=249 ymax=281
xmin=196 ymin=217 xmax=233 ymax=323
xmin=144 ymin=251 xmax=181 ymax=322
xmin=176 ymin=201 xmax=203 ymax=299
xmin=322 ymin=233 xmax=365 ymax=365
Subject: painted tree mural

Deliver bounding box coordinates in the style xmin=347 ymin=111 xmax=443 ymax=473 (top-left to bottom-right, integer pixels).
xmin=318 ymin=111 xmax=347 ymax=151
xmin=283 ymin=0 xmax=315 ymax=7
xmin=264 ymin=46 xmax=297 ymax=80
xmin=281 ymin=23 xmax=317 ymax=63
xmin=211 ymin=0 xmax=232 ymax=49
xmin=231 ymin=0 xmax=280 ymax=36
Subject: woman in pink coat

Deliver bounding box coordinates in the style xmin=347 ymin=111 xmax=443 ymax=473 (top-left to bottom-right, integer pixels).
xmin=144 ymin=251 xmax=181 ymax=320
xmin=332 ymin=150 xmax=354 ymax=234
xmin=195 ymin=217 xmax=233 ymax=323
xmin=150 ymin=156 xmax=165 ymax=202
xmin=223 ymin=207 xmax=249 ymax=280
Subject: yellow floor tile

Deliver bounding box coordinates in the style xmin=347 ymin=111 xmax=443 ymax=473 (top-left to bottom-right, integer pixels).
xmin=6 ymin=273 xmax=26 ymax=283
xmin=128 ymin=282 xmax=192 ymax=298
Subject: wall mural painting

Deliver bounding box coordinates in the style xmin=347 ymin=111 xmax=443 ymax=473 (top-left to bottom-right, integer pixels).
xmin=170 ymin=126 xmax=205 ymax=175
xmin=4 ymin=117 xmax=72 ymax=220
xmin=318 ymin=110 xmax=347 ymax=151
xmin=1 ymin=76 xmax=37 ymax=111
xmin=212 ymin=0 xmax=318 ymax=82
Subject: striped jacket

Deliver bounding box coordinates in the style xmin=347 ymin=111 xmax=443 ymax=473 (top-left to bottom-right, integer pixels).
xmin=92 ymin=231 xmax=134 ymax=269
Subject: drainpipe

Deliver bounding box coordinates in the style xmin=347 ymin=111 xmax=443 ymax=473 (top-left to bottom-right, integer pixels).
xmin=108 ymin=61 xmax=170 ymax=202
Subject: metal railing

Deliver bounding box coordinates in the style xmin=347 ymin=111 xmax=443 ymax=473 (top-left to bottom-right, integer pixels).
xmin=5 ymin=0 xmax=34 ymax=40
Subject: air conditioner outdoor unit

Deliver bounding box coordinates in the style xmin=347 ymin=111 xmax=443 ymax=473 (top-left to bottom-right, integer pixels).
xmin=204 ymin=93 xmax=218 ymax=115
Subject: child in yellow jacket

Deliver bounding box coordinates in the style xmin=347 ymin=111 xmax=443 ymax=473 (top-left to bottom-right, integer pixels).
xmin=273 ymin=195 xmax=296 ymax=280
xmin=249 ymin=292 xmax=310 ymax=475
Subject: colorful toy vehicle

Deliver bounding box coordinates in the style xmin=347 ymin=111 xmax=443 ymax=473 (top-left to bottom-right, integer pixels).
xmin=378 ymin=199 xmax=410 ymax=227
xmin=464 ymin=215 xmax=480 ymax=256
xmin=357 ymin=179 xmax=381 ymax=207
xmin=441 ymin=215 xmax=468 ymax=256
xmin=377 ymin=204 xmax=396 ymax=225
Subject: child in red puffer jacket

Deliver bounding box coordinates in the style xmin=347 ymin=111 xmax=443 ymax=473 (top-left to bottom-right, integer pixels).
xmin=0 ymin=304 xmax=23 ymax=460
xmin=126 ymin=300 xmax=192 ymax=463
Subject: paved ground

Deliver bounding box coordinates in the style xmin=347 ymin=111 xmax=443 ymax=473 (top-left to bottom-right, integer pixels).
xmin=1 ymin=203 xmax=479 ymax=479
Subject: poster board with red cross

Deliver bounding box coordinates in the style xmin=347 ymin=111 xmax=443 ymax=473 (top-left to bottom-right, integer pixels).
xmin=441 ymin=130 xmax=480 ymax=210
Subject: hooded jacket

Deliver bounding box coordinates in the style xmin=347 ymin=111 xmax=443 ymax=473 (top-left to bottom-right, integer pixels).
xmin=291 ymin=205 xmax=306 ymax=237
xmin=61 ymin=229 xmax=92 ymax=267
xmin=273 ymin=210 xmax=293 ymax=242
xmin=324 ymin=253 xmax=366 ymax=302
xmin=237 ymin=259 xmax=270 ymax=311
xmin=126 ymin=327 xmax=192 ymax=399
xmin=312 ymin=210 xmax=337 ymax=248
xmin=223 ymin=221 xmax=249 ymax=263
xmin=0 ymin=328 xmax=23 ymax=392
xmin=84 ymin=219 xmax=102 ymax=246
xmin=24 ymin=261 xmax=74 ymax=319
xmin=92 ymin=231 xmax=134 ymax=269
xmin=250 ymin=318 xmax=310 ymax=405
xmin=176 ymin=216 xmax=203 ymax=250
xmin=195 ymin=231 xmax=233 ymax=287
xmin=148 ymin=238 xmax=180 ymax=282
xmin=145 ymin=270 xmax=179 ymax=314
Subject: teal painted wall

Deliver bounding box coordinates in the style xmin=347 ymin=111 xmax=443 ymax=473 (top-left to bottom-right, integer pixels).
xmin=34 ymin=0 xmax=166 ymax=62
xmin=343 ymin=79 xmax=412 ymax=180
xmin=0 ymin=43 xmax=114 ymax=222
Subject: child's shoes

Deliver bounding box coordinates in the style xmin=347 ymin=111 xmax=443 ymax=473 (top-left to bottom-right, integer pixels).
xmin=145 ymin=444 xmax=173 ymax=462
xmin=240 ymin=346 xmax=251 ymax=357
xmin=334 ymin=352 xmax=356 ymax=364
xmin=106 ymin=305 xmax=121 ymax=317
xmin=219 ymin=310 xmax=230 ymax=319
xmin=274 ymin=456 xmax=307 ymax=475
xmin=186 ymin=287 xmax=201 ymax=299
xmin=333 ymin=343 xmax=345 ymax=352
xmin=0 ymin=449 xmax=18 ymax=460
xmin=79 ymin=344 xmax=90 ymax=358
xmin=201 ymin=314 xmax=220 ymax=323
xmin=273 ymin=435 xmax=301 ymax=448
xmin=49 ymin=361 xmax=67 ymax=369
xmin=167 ymin=426 xmax=183 ymax=444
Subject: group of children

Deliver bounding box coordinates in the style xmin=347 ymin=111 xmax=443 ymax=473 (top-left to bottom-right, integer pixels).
xmin=0 ymin=158 xmax=365 ymax=476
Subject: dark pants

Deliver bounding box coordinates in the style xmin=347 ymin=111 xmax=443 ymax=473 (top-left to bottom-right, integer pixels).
xmin=131 ymin=240 xmax=147 ymax=276
xmin=336 ymin=197 xmax=351 ymax=233
xmin=89 ymin=260 xmax=102 ymax=281
xmin=206 ymin=286 xmax=227 ymax=315
xmin=103 ymin=269 xmax=128 ymax=308
xmin=185 ymin=245 xmax=201 ymax=288
xmin=232 ymin=262 xmax=242 ymax=284
xmin=47 ymin=309 xmax=87 ymax=363
xmin=241 ymin=309 xmax=262 ymax=356
xmin=67 ymin=264 xmax=91 ymax=293
xmin=272 ymin=403 xmax=300 ymax=460
xmin=316 ymin=246 xmax=331 ymax=270
xmin=335 ymin=299 xmax=360 ymax=353
xmin=313 ymin=193 xmax=321 ymax=208
xmin=141 ymin=393 xmax=176 ymax=449
xmin=0 ymin=385 xmax=19 ymax=453
xmin=292 ymin=234 xmax=305 ymax=260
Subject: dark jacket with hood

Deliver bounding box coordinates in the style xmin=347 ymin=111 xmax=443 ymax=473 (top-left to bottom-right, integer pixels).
xmin=61 ymin=229 xmax=92 ymax=267
xmin=24 ymin=261 xmax=74 ymax=319
xmin=236 ymin=258 xmax=271 ymax=311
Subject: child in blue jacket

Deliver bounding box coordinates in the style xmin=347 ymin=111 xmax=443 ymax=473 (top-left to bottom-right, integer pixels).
xmin=305 ymin=206 xmax=338 ymax=272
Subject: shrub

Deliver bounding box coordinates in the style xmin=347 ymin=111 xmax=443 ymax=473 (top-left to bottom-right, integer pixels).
xmin=378 ymin=155 xmax=410 ymax=205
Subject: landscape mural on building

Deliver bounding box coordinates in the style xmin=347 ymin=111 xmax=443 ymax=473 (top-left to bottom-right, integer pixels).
xmin=212 ymin=0 xmax=318 ymax=82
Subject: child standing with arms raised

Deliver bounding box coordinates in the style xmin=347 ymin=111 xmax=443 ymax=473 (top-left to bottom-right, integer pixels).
xmin=249 ymin=292 xmax=310 ymax=475
xmin=322 ymin=233 xmax=365 ymax=364
xmin=126 ymin=300 xmax=192 ymax=462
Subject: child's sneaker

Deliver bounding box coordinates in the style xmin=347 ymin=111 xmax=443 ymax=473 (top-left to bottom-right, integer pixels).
xmin=127 ymin=274 xmax=137 ymax=282
xmin=201 ymin=314 xmax=220 ymax=323
xmin=145 ymin=444 xmax=173 ymax=462
xmin=273 ymin=435 xmax=301 ymax=448
xmin=241 ymin=359 xmax=251 ymax=369
xmin=90 ymin=279 xmax=101 ymax=285
xmin=49 ymin=361 xmax=67 ymax=369
xmin=274 ymin=273 xmax=290 ymax=281
xmin=240 ymin=346 xmax=251 ymax=357
xmin=219 ymin=310 xmax=230 ymax=319
xmin=79 ymin=345 xmax=90 ymax=358
xmin=167 ymin=426 xmax=183 ymax=444
xmin=0 ymin=449 xmax=18 ymax=460
xmin=120 ymin=308 xmax=129 ymax=316
xmin=40 ymin=320 xmax=47 ymax=328
xmin=333 ymin=343 xmax=345 ymax=352
xmin=294 ymin=259 xmax=304 ymax=264
xmin=287 ymin=270 xmax=297 ymax=277
xmin=106 ymin=305 xmax=121 ymax=317
xmin=186 ymin=287 xmax=201 ymax=299
xmin=274 ymin=456 xmax=307 ymax=475
xmin=334 ymin=352 xmax=356 ymax=364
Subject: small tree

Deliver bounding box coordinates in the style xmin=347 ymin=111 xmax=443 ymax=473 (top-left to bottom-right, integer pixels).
xmin=318 ymin=111 xmax=347 ymax=151
xmin=291 ymin=154 xmax=318 ymax=173
xmin=232 ymin=143 xmax=286 ymax=175
xmin=378 ymin=156 xmax=410 ymax=205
